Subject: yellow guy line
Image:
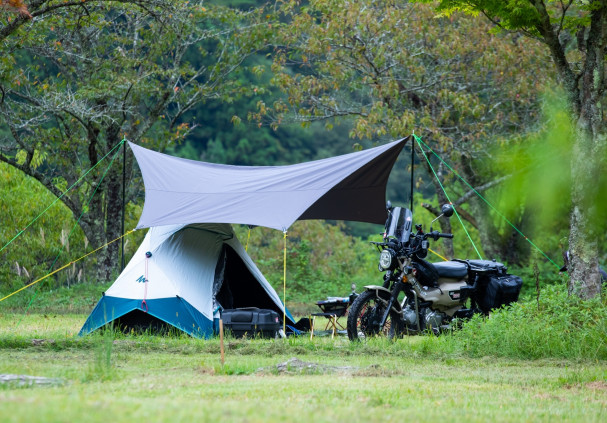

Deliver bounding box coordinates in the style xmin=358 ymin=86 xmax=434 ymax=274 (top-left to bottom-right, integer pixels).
xmin=0 ymin=229 xmax=136 ymax=303
xmin=428 ymin=247 xmax=448 ymax=262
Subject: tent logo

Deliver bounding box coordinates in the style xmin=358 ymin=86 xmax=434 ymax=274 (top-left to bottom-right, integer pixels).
xmin=136 ymin=275 xmax=146 ymax=283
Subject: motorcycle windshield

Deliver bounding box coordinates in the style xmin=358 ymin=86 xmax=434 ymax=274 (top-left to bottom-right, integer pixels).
xmin=385 ymin=207 xmax=412 ymax=243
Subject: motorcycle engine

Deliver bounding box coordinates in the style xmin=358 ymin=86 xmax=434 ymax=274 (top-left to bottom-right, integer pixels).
xmin=424 ymin=309 xmax=445 ymax=329
xmin=402 ymin=306 xmax=446 ymax=332
xmin=402 ymin=305 xmax=418 ymax=327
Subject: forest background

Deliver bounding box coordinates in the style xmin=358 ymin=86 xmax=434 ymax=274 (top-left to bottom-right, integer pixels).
xmin=0 ymin=0 xmax=605 ymax=312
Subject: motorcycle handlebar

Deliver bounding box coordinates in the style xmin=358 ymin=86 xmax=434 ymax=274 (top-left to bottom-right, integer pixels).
xmin=425 ymin=231 xmax=454 ymax=240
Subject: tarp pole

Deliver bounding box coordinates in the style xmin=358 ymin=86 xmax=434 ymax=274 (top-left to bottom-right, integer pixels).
xmin=410 ymin=137 xmax=414 ymax=213
xmin=283 ymin=229 xmax=287 ymax=335
xmin=121 ymin=137 xmax=126 ymax=271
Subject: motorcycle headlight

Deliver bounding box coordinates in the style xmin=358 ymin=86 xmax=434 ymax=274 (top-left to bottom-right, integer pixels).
xmin=379 ymin=249 xmax=395 ymax=271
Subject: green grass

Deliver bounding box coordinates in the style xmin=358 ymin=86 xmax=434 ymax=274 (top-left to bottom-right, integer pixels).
xmin=0 ymin=313 xmax=606 ymax=422
xmin=0 ymin=282 xmax=111 ymax=314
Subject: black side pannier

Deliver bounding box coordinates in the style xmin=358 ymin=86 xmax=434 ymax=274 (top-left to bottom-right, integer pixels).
xmin=459 ymin=259 xmax=522 ymax=313
xmin=221 ymin=307 xmax=281 ymax=338
xmin=477 ymin=274 xmax=523 ymax=313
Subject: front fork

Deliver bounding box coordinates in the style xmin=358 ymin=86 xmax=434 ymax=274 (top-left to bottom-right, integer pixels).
xmin=378 ymin=280 xmax=405 ymax=329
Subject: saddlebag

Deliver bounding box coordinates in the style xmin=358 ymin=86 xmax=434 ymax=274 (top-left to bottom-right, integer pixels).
xmin=459 ymin=259 xmax=522 ymax=313
xmin=221 ymin=308 xmax=281 ymax=338
xmin=477 ymin=274 xmax=523 ymax=313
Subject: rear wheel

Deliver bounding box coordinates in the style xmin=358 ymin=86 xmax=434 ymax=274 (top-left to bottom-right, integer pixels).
xmin=347 ymin=290 xmax=402 ymax=340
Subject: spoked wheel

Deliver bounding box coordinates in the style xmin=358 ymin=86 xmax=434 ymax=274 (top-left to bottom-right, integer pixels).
xmin=347 ymin=290 xmax=402 ymax=341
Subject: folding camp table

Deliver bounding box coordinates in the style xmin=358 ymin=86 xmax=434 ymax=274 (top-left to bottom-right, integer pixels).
xmin=310 ymin=297 xmax=350 ymax=338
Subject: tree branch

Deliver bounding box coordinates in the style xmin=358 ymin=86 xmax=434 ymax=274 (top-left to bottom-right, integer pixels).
xmin=421 ymin=202 xmax=478 ymax=229
xmin=453 ymin=174 xmax=511 ymax=206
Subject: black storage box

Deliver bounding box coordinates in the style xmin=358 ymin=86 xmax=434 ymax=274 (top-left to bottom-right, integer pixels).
xmin=221 ymin=308 xmax=281 ymax=338
xmin=477 ymin=274 xmax=523 ymax=313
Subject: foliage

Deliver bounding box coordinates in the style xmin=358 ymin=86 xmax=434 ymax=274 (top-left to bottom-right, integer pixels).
xmin=429 ymin=0 xmax=589 ymax=36
xmin=0 ymin=0 xmax=276 ymax=282
xmin=486 ymin=90 xmax=596 ymax=269
xmin=0 ymin=161 xmax=143 ymax=299
xmin=420 ymin=0 xmax=607 ymax=299
xmin=168 ymin=52 xmax=358 ymax=168
xmin=456 ymin=284 xmax=607 ymax=360
xmin=264 ymin=0 xmax=549 ymax=149
xmin=0 ymin=0 xmax=31 ymax=19
xmin=253 ymin=0 xmax=553 ymax=262
xmin=234 ymin=220 xmax=379 ymax=310
xmin=410 ymin=191 xmax=485 ymax=260
xmin=0 ymin=161 xmax=87 ymax=292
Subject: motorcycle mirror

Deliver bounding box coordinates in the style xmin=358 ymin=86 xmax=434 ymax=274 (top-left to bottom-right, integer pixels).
xmin=431 ymin=203 xmax=454 ymax=225
xmin=441 ymin=204 xmax=454 ymax=217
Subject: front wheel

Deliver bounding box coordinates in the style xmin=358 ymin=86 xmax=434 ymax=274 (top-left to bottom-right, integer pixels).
xmin=347 ymin=290 xmax=402 ymax=341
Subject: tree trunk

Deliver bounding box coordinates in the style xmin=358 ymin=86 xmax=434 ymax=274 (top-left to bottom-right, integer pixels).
xmin=97 ymin=164 xmax=123 ymax=282
xmin=568 ymin=125 xmax=603 ymax=299
xmin=565 ymin=4 xmax=606 ymax=299
xmin=77 ymin=139 xmax=127 ymax=284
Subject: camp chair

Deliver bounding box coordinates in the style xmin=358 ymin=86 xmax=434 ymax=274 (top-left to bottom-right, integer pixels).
xmin=310 ymin=297 xmax=350 ymax=338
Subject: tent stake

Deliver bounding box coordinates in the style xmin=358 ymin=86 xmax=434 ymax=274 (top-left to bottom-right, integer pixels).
xmin=219 ymin=318 xmax=225 ymax=367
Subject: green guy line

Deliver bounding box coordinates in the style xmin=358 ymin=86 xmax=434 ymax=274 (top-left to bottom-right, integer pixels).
xmin=0 ymin=139 xmax=126 ymax=254
xmin=17 ymin=140 xmax=126 ymax=323
xmin=413 ymin=135 xmax=483 ymax=260
xmin=415 ymin=136 xmax=560 ymax=269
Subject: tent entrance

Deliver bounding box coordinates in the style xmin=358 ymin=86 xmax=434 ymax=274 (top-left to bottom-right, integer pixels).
xmin=114 ymin=309 xmax=173 ymax=334
xmin=215 ymin=245 xmax=282 ymax=315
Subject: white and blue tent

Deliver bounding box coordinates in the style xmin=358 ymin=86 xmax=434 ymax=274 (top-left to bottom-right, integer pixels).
xmin=79 ymin=223 xmax=294 ymax=338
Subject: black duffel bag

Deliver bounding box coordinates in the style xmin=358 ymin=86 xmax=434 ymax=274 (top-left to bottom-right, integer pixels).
xmin=477 ymin=274 xmax=523 ymax=313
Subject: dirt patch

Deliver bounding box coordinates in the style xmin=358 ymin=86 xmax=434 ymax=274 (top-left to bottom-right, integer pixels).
xmin=586 ymin=381 xmax=607 ymax=391
xmin=31 ymin=339 xmax=55 ymax=346
xmin=0 ymin=374 xmax=64 ymax=387
xmin=256 ymin=357 xmax=383 ymax=376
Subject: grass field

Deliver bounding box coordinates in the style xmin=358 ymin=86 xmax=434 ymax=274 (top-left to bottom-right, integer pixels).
xmin=0 ymin=313 xmax=605 ymax=423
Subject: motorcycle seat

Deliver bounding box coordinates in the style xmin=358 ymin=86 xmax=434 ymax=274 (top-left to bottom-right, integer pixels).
xmin=432 ymin=261 xmax=468 ymax=279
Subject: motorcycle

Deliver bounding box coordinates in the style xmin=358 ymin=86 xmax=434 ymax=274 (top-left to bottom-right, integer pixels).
xmin=347 ymin=202 xmax=523 ymax=340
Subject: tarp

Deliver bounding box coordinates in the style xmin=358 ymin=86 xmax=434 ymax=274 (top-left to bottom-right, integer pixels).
xmin=131 ymin=137 xmax=408 ymax=231
xmin=79 ymin=223 xmax=294 ymax=338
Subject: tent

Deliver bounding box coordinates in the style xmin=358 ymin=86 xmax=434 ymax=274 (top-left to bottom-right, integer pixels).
xmin=79 ymin=223 xmax=294 ymax=338
xmin=130 ymin=137 xmax=407 ymax=231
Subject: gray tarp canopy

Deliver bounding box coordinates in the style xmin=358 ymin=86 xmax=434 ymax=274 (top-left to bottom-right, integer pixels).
xmin=131 ymin=137 xmax=408 ymax=231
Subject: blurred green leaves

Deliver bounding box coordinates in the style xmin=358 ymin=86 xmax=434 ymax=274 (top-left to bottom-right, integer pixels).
xmin=497 ymin=90 xmax=574 ymax=233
